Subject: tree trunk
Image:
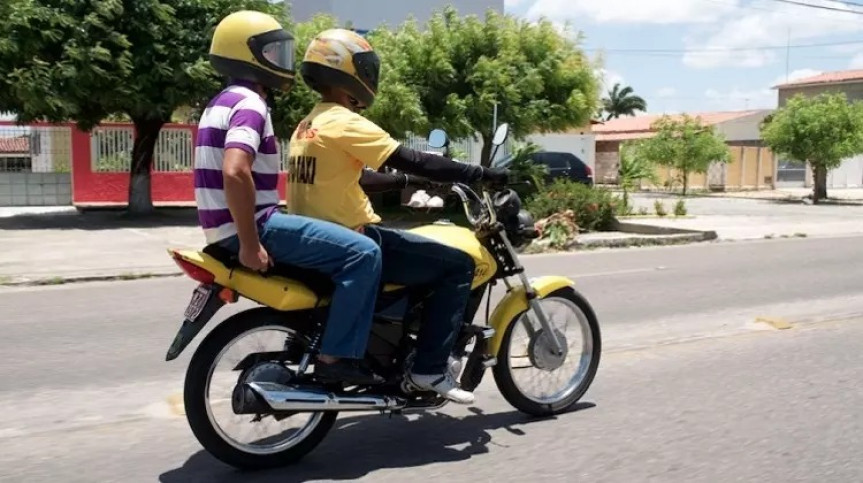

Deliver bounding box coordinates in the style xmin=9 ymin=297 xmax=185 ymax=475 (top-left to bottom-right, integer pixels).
xmin=812 ymin=163 xmax=828 ymax=204
xmin=681 ymin=170 xmax=689 ymax=196
xmin=480 ymin=134 xmax=494 ymax=168
xmin=128 ymin=117 xmax=165 ymax=215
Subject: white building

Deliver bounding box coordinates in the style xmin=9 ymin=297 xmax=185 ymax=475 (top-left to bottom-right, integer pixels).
xmin=288 ymin=0 xmax=504 ymax=33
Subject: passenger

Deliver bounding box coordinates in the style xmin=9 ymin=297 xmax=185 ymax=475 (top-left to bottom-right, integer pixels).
xmin=195 ymin=12 xmax=384 ymax=385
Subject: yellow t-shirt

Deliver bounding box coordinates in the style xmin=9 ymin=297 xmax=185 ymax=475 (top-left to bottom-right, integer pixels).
xmin=286 ymin=102 xmax=401 ymax=229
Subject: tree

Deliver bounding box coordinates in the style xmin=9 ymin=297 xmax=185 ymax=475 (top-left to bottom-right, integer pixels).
xmin=373 ymin=6 xmax=599 ymax=167
xmin=761 ymin=92 xmax=863 ymax=204
xmin=0 ymin=0 xmax=281 ymax=214
xmin=637 ymin=114 xmax=731 ymax=195
xmin=602 ymin=82 xmax=647 ymax=121
xmin=617 ymin=140 xmax=658 ymax=211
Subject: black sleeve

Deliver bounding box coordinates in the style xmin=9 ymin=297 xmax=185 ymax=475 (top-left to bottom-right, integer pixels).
xmin=383 ymin=145 xmax=484 ymax=183
xmin=359 ymin=169 xmax=407 ymax=193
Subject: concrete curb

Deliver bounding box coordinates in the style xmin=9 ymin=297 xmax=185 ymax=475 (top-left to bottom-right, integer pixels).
xmin=612 ymin=220 xmax=719 ymax=239
xmin=0 ymin=270 xmax=183 ymax=287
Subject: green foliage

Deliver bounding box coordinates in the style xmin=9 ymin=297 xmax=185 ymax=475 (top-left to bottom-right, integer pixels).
xmin=536 ymin=211 xmax=578 ymax=249
xmin=526 ymin=179 xmax=618 ymax=232
xmin=617 ymin=140 xmax=658 ymax=211
xmin=601 ymin=83 xmax=647 ymax=121
xmin=637 ymin=114 xmax=731 ymax=195
xmin=374 ymin=6 xmax=599 ymax=166
xmin=506 ymin=141 xmax=547 ymax=199
xmin=654 ymin=199 xmax=667 ymax=217
xmin=0 ymin=0 xmax=281 ymax=212
xmin=673 ymin=199 xmax=687 ymax=216
xmin=761 ymin=92 xmax=863 ymax=203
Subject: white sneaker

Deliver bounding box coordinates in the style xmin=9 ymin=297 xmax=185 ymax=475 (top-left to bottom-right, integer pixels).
xmin=408 ymin=190 xmax=431 ymax=208
xmin=426 ymin=196 xmax=444 ymax=208
xmin=408 ymin=371 xmax=475 ymax=404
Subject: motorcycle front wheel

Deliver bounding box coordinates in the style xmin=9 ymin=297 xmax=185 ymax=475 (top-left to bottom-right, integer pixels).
xmin=183 ymin=308 xmax=337 ymax=470
xmin=492 ymin=287 xmax=601 ymax=416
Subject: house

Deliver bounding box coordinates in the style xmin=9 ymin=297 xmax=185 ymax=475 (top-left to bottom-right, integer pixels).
xmin=773 ymin=69 xmax=863 ymax=188
xmin=0 ymin=136 xmax=30 ymax=172
xmin=592 ymin=110 xmax=776 ymax=191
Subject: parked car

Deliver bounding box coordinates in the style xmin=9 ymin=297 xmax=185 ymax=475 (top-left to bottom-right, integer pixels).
xmin=493 ymin=151 xmax=594 ymax=186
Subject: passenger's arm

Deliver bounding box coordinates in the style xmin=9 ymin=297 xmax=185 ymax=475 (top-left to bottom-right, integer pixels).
xmin=222 ymin=99 xmax=267 ymax=250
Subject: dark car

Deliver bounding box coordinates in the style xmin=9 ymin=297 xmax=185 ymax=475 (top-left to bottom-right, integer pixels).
xmin=493 ymin=151 xmax=594 ymax=186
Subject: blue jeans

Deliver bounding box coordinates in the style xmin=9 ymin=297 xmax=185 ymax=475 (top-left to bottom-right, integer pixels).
xmin=219 ymin=212 xmax=382 ymax=359
xmin=363 ymin=225 xmax=475 ymax=375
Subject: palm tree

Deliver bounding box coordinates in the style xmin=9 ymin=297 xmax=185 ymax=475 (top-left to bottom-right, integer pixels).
xmin=602 ymin=83 xmax=647 ymax=121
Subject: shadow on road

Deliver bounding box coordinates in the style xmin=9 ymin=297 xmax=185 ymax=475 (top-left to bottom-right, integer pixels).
xmin=0 ymin=208 xmax=200 ymax=231
xmin=159 ymin=403 xmax=595 ymax=482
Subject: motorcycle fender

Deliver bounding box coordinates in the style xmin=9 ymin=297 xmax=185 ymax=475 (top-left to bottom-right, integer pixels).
xmin=487 ymin=276 xmax=575 ymax=357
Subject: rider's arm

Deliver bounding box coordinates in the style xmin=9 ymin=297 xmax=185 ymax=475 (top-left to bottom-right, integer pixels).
xmin=330 ymin=114 xmax=488 ymax=184
xmin=359 ymin=169 xmax=407 ymax=193
xmin=222 ymin=98 xmax=267 ymax=247
xmin=383 ymin=145 xmax=484 ymax=183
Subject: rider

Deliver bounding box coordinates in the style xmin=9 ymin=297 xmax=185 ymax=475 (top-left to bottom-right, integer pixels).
xmin=287 ymin=28 xmax=510 ymax=404
xmin=196 ymin=12 xmax=384 ymax=385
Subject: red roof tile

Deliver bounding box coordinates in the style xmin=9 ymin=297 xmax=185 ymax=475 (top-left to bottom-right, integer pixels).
xmin=593 ymin=110 xmax=762 ymax=141
xmin=0 ymin=136 xmax=29 ymax=154
xmin=774 ymin=69 xmax=863 ymax=89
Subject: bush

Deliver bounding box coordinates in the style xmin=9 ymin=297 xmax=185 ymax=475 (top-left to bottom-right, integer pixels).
xmin=654 ymin=200 xmax=667 ymax=216
xmin=526 ymin=179 xmax=619 ymax=232
xmin=673 ymin=199 xmax=687 ymax=216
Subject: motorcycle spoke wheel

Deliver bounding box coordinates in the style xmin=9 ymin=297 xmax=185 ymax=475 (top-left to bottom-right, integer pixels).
xmin=493 ymin=287 xmax=601 ymax=416
xmin=204 ymin=325 xmax=321 ymax=455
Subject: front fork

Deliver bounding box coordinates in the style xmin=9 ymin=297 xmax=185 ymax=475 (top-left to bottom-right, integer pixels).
xmin=497 ymin=231 xmax=565 ymax=355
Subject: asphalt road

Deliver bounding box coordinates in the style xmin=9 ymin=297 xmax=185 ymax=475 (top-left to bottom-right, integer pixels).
xmin=2 ymin=235 xmax=863 ymax=482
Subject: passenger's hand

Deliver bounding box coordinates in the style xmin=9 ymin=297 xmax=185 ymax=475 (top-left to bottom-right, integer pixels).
xmin=481 ymin=167 xmax=510 ymax=188
xmin=239 ymin=242 xmax=273 ymax=272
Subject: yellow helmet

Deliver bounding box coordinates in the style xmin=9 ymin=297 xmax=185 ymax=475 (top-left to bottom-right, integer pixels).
xmin=300 ymin=29 xmax=381 ymax=108
xmin=209 ymin=10 xmax=296 ymax=91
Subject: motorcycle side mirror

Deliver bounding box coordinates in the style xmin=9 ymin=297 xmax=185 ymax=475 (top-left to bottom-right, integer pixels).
xmin=492 ymin=122 xmax=510 ymax=146
xmin=427 ymin=128 xmax=449 ymax=149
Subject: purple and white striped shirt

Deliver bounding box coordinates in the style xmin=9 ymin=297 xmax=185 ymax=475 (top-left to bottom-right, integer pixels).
xmin=194 ymin=81 xmax=280 ymax=244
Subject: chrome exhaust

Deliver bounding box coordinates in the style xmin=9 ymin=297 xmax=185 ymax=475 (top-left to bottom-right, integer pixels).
xmin=238 ymin=381 xmax=406 ymax=413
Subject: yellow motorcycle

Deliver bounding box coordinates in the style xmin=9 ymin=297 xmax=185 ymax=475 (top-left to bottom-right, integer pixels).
xmin=164 ymin=123 xmax=601 ymax=470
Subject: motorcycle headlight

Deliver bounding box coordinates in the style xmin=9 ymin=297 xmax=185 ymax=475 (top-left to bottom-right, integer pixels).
xmin=493 ymin=189 xmax=522 ymax=220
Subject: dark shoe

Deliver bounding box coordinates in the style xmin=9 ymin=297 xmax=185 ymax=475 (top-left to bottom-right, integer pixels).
xmin=314 ymin=359 xmax=385 ymax=385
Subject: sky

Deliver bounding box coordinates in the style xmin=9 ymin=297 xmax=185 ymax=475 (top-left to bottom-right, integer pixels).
xmin=505 ymin=0 xmax=863 ymax=115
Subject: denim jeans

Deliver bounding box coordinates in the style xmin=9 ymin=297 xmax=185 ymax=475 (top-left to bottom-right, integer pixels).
xmin=362 ymin=224 xmax=475 ymax=375
xmin=218 ymin=212 xmax=382 ymax=359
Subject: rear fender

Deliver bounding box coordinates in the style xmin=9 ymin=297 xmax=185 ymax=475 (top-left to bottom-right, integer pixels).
xmin=486 ymin=276 xmax=575 ymax=356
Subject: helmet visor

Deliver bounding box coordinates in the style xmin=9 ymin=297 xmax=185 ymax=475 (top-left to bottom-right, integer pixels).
xmin=261 ymin=38 xmax=295 ymax=71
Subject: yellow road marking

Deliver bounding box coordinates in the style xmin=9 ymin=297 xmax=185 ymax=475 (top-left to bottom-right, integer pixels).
xmin=166 ymin=392 xmax=185 ymax=416
xmin=755 ymin=316 xmax=793 ymax=330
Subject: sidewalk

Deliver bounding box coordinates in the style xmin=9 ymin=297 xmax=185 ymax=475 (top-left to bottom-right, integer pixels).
xmin=0 ymin=209 xmax=203 ymax=284
xmin=4 ymin=199 xmax=863 ymax=285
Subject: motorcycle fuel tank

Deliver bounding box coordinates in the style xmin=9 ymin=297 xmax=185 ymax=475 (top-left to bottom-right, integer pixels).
xmin=407 ymin=222 xmax=498 ymax=288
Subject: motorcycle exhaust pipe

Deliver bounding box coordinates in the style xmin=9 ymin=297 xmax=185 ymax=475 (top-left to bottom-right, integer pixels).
xmin=233 ymin=381 xmax=406 ymax=414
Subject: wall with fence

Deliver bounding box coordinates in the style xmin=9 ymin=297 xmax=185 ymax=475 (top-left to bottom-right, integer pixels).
xmin=0 ymin=120 xmax=515 ymax=207
xmin=0 ymin=124 xmax=72 ymax=206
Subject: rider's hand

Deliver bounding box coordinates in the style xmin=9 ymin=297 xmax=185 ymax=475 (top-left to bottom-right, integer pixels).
xmin=404 ymin=174 xmax=434 ymax=189
xmin=239 ymin=242 xmax=272 ymax=272
xmin=480 ymin=167 xmax=510 ymax=187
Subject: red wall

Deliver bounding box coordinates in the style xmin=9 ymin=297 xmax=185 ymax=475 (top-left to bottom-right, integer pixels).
xmin=1 ymin=120 xmax=287 ymax=207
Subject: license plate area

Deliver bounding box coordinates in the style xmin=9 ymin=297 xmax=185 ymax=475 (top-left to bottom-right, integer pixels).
xmin=184 ymin=284 xmax=212 ymax=321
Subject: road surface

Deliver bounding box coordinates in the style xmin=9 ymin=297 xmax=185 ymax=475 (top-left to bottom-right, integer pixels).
xmin=1 ymin=235 xmax=863 ymax=482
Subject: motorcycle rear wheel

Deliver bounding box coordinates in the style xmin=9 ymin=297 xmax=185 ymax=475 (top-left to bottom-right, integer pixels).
xmin=183 ymin=308 xmax=338 ymax=470
xmin=492 ymin=287 xmax=601 ymax=416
